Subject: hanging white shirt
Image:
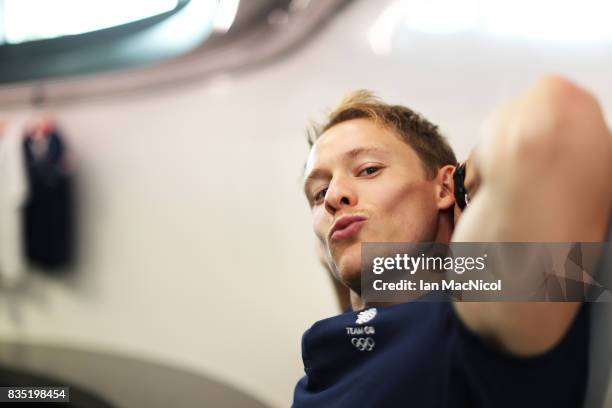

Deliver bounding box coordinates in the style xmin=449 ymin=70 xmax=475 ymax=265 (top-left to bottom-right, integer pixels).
xmin=0 ymin=120 xmax=28 ymax=287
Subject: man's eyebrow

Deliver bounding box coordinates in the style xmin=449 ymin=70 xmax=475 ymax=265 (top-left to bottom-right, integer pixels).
xmin=303 ymin=146 xmax=388 ymax=194
xmin=343 ymin=146 xmax=388 ymax=160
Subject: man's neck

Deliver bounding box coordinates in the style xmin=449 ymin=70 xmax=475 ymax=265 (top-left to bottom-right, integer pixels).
xmin=350 ymin=211 xmax=454 ymax=311
xmin=350 ymin=290 xmax=365 ymax=311
xmin=349 ymin=290 xmax=407 ymax=311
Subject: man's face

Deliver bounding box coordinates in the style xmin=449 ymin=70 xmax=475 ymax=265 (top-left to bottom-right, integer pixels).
xmin=303 ymin=118 xmax=452 ymax=292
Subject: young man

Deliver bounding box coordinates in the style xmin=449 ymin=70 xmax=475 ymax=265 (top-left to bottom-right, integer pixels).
xmin=294 ymin=76 xmax=611 ymax=407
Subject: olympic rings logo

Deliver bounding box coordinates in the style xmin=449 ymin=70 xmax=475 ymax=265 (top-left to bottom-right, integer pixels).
xmin=351 ymin=337 xmax=375 ymax=351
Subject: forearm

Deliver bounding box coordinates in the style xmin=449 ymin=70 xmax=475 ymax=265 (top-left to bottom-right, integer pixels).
xmin=452 ymin=76 xmax=612 ymax=355
xmin=454 ymin=77 xmax=611 ymax=243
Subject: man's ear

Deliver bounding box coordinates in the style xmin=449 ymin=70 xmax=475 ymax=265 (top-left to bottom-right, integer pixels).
xmin=436 ymin=165 xmax=456 ymax=210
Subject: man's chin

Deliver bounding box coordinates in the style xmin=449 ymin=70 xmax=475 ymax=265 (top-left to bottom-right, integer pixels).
xmin=333 ymin=262 xmax=361 ymax=293
xmin=330 ymin=243 xmax=363 ymax=290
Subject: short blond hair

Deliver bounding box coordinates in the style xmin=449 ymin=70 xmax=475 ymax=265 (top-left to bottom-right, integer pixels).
xmin=307 ymin=90 xmax=457 ymax=177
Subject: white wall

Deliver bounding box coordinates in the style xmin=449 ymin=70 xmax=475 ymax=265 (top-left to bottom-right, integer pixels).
xmin=1 ymin=1 xmax=611 ymax=406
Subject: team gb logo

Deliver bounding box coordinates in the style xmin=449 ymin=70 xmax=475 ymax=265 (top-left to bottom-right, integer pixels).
xmin=355 ymin=308 xmax=377 ymax=325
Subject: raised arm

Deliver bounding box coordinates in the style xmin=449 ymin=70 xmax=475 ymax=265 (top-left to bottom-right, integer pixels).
xmin=452 ymin=75 xmax=612 ymax=355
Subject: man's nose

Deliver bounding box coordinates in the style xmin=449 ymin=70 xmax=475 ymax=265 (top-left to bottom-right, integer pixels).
xmin=324 ymin=177 xmax=356 ymax=215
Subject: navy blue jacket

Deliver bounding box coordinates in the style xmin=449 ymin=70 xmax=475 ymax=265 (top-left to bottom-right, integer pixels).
xmin=293 ymin=293 xmax=589 ymax=407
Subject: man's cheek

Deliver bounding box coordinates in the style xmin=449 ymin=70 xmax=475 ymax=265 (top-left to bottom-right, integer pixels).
xmin=312 ymin=209 xmax=329 ymax=241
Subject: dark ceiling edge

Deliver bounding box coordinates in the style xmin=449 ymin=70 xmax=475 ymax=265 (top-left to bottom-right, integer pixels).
xmin=0 ymin=0 xmax=356 ymax=109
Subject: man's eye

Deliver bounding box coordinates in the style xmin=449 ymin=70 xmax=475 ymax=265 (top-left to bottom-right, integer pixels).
xmin=314 ymin=188 xmax=328 ymax=203
xmin=358 ymin=166 xmax=381 ymax=176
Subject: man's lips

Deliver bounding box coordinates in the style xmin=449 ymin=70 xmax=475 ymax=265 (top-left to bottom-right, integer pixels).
xmin=329 ymin=215 xmax=367 ymax=241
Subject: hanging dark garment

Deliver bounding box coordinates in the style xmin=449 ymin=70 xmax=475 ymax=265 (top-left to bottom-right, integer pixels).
xmin=22 ymin=130 xmax=75 ymax=269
